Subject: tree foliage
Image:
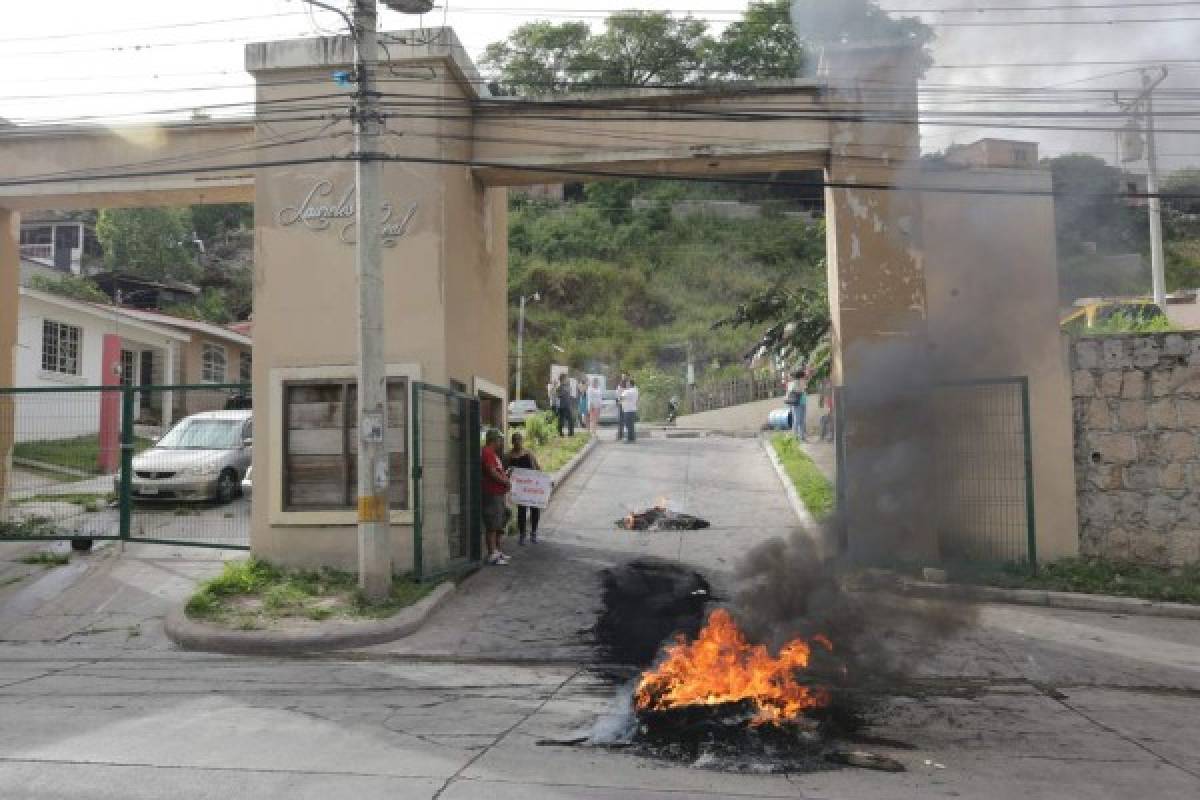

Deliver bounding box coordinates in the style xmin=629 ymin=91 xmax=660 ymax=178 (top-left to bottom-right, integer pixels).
xmin=27 ymin=274 xmax=110 ymax=305
xmin=481 ymin=1 xmax=933 ymax=94
xmin=95 ymin=207 xmax=195 ymax=281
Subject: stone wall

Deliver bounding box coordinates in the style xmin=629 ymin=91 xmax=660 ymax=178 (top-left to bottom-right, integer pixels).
xmin=1072 ymin=333 xmax=1200 ymax=565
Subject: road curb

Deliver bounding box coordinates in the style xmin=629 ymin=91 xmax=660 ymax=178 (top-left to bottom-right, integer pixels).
xmin=164 ymin=580 xmax=456 ymax=655
xmin=895 ymin=579 xmax=1200 ymax=620
xmin=760 ymin=434 xmax=820 ymax=531
xmin=550 ymin=437 xmax=597 ymax=492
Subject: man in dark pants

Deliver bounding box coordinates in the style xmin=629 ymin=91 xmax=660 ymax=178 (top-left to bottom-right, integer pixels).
xmin=615 ymin=373 xmax=628 ymax=441
xmin=555 ymin=374 xmax=575 ymax=437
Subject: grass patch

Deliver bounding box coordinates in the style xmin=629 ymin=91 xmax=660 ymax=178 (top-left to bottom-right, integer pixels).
xmin=15 ymin=492 xmax=111 ymax=512
xmin=17 ymin=551 xmax=69 ymax=567
xmin=0 ymin=516 xmax=60 ymax=539
xmin=950 ymin=557 xmax=1200 ymax=605
xmin=13 ymin=435 xmax=152 ymax=474
xmin=0 ymin=575 xmax=27 ymax=589
xmin=185 ymin=557 xmax=435 ymax=629
xmin=770 ymin=434 xmax=834 ymax=519
xmin=529 ymin=432 xmax=590 ymax=474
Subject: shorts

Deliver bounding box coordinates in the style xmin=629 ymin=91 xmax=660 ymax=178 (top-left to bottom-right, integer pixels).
xmin=482 ymin=493 xmax=508 ymax=531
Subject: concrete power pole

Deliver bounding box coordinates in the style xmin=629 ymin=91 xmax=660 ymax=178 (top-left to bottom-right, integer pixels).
xmin=350 ymin=0 xmax=391 ymax=600
xmin=1142 ymin=68 xmax=1169 ymax=310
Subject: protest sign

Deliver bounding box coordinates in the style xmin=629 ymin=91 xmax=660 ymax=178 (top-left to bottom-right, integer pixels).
xmin=509 ymin=467 xmax=552 ymax=508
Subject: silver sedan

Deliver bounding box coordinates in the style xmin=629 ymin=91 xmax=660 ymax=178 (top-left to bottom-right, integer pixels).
xmin=116 ymin=410 xmax=253 ymax=504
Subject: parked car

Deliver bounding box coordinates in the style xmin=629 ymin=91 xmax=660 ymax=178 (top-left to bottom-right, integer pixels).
xmin=241 ymin=465 xmax=253 ymax=497
xmin=117 ymin=410 xmax=253 ymax=504
xmin=507 ymin=399 xmax=539 ymax=426
xmin=598 ymin=390 xmax=621 ymax=426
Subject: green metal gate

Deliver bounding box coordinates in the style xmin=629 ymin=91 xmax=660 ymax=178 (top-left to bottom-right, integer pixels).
xmin=411 ymin=382 xmax=481 ymax=581
xmin=1 ymin=383 xmax=252 ymax=551
xmin=833 ymin=376 xmax=1036 ymax=567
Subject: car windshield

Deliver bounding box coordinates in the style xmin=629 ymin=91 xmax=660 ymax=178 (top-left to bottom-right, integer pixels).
xmin=156 ymin=419 xmax=243 ymax=450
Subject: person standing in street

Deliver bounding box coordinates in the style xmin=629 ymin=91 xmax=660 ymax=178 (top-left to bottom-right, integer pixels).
xmin=586 ymin=376 xmax=603 ymax=437
xmin=506 ymin=431 xmax=543 ymax=545
xmin=577 ymin=377 xmax=589 ymax=434
xmin=785 ymin=368 xmax=809 ymax=442
xmin=615 ymin=373 xmax=628 ymax=441
xmin=620 ymin=378 xmax=640 ymax=443
xmin=556 ymin=373 xmax=575 ymax=437
xmin=481 ymin=429 xmax=512 ymax=565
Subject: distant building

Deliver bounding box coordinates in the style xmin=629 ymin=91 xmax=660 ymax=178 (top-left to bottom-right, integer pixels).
xmin=90 ymin=271 xmax=201 ymax=310
xmin=18 ymin=212 xmax=97 ymax=274
xmin=945 ymin=138 xmax=1039 ymax=170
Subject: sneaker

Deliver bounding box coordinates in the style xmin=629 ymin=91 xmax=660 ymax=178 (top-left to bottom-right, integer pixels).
xmin=486 ymin=553 xmax=506 ymax=566
xmin=496 ymin=552 xmax=512 ymax=564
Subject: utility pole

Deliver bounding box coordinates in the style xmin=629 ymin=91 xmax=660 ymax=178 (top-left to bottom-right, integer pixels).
xmin=514 ymin=292 xmax=539 ymax=402
xmin=351 ymin=0 xmax=391 ymax=600
xmin=302 ymin=0 xmax=430 ymax=599
xmin=1142 ymin=67 xmax=1169 ymax=310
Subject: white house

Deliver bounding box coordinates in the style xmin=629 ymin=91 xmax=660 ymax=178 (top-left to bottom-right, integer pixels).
xmin=13 ymin=287 xmax=189 ymax=442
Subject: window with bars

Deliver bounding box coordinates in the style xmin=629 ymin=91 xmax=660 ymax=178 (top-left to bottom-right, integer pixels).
xmin=283 ymin=378 xmax=409 ymax=511
xmin=120 ymin=350 xmax=136 ymax=386
xmin=201 ymin=342 xmax=227 ymax=383
xmin=239 ymin=352 xmax=252 ymax=383
xmin=41 ymin=320 xmax=81 ymax=375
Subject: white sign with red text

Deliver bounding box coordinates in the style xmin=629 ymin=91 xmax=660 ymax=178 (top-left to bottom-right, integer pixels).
xmin=509 ymin=468 xmax=552 ymax=509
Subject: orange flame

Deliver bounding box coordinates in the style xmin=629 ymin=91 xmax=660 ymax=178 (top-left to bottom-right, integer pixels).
xmin=634 ymin=608 xmax=831 ymax=726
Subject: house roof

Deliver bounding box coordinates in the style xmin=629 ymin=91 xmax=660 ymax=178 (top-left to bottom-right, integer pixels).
xmin=18 ymin=287 xmax=191 ymax=342
xmin=89 ymin=271 xmax=201 ymax=295
xmin=110 ymin=306 xmax=252 ymax=347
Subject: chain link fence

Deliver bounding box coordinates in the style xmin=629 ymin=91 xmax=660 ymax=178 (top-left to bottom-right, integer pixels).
xmin=1 ymin=384 xmax=251 ymax=550
xmin=412 ymin=383 xmax=480 ymax=580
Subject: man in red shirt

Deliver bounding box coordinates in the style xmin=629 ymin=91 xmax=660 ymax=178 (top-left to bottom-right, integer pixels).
xmin=482 ymin=429 xmax=512 ymax=565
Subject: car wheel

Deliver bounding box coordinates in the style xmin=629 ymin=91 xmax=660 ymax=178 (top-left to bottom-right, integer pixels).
xmin=216 ymin=469 xmax=237 ymax=505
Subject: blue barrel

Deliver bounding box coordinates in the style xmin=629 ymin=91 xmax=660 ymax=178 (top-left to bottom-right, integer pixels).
xmin=767 ymin=408 xmax=793 ymax=431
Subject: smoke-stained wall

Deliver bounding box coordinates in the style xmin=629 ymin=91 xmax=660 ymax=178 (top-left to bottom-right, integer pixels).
xmin=1073 ymin=333 xmax=1200 ymax=566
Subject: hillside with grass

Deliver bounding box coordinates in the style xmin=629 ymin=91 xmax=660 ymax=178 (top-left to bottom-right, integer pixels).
xmin=508 ymin=179 xmax=826 ymax=417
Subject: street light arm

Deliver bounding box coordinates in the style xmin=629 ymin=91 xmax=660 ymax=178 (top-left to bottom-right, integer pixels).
xmin=297 ymin=0 xmax=354 ymax=31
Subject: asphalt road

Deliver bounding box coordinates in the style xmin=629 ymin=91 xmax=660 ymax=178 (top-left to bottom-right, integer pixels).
xmin=0 ymin=437 xmax=1197 ymax=799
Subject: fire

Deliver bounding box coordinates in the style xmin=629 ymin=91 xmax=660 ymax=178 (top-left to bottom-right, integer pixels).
xmin=634 ymin=608 xmax=832 ymax=726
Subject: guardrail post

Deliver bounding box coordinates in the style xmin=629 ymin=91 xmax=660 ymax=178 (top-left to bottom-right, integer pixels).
xmin=118 ymin=386 xmax=135 ymax=542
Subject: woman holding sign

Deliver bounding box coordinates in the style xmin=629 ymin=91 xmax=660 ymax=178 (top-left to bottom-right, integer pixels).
xmin=507 ymin=432 xmax=543 ymax=545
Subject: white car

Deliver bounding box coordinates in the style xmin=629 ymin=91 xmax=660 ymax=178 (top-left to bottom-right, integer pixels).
xmin=598 ymin=390 xmax=621 ymax=426
xmin=118 ymin=410 xmax=253 ymax=504
xmin=507 ymin=399 xmax=540 ymax=426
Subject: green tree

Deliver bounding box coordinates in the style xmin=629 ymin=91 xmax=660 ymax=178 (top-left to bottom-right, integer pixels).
xmin=790 ymin=0 xmax=935 ymax=77
xmin=579 ymin=11 xmax=714 ymax=87
xmin=711 ymin=281 xmax=832 ymax=374
xmin=95 ymin=207 xmax=195 ymax=281
xmin=1164 ymin=168 xmax=1200 ymax=216
xmin=480 ymin=21 xmax=592 ymax=95
xmin=712 ymin=0 xmax=806 ymax=80
xmin=190 ymin=203 xmax=253 ymax=242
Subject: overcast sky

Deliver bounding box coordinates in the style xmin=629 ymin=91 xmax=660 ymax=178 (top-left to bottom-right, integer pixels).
xmin=0 ymin=1 xmax=1197 ymax=170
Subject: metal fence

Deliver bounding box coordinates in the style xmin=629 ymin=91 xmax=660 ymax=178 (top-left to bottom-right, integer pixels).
xmin=690 ymin=373 xmax=782 ymax=414
xmin=1 ymin=383 xmax=252 ymax=551
xmin=411 ymin=382 xmax=481 ymax=581
xmin=833 ymin=376 xmax=1036 ymax=567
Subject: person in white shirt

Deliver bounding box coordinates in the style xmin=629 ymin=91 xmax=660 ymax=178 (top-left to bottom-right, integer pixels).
xmin=619 ymin=378 xmax=640 ymax=443
xmin=586 ymin=377 xmax=603 ymax=437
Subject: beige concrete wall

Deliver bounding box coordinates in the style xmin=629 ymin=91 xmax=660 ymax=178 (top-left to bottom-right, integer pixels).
xmin=921 ymin=169 xmax=1080 ymax=561
xmin=0 ymin=124 xmax=253 ymax=211
xmin=174 ymin=335 xmax=253 ymax=416
xmin=0 ymin=209 xmax=17 ymax=506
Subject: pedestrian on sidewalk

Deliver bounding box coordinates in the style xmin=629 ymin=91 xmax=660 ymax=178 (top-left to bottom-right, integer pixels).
xmin=507 ymin=431 xmax=542 ymax=545
xmin=785 ymin=368 xmax=809 ymax=442
xmin=615 ymin=373 xmax=629 ymax=441
xmin=620 ymin=378 xmax=640 ymax=443
xmin=577 ymin=378 xmax=589 ymax=436
xmin=481 ymin=429 xmax=512 ymax=565
xmin=555 ymin=374 xmax=575 ymax=437
xmin=586 ymin=376 xmax=603 ymax=437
